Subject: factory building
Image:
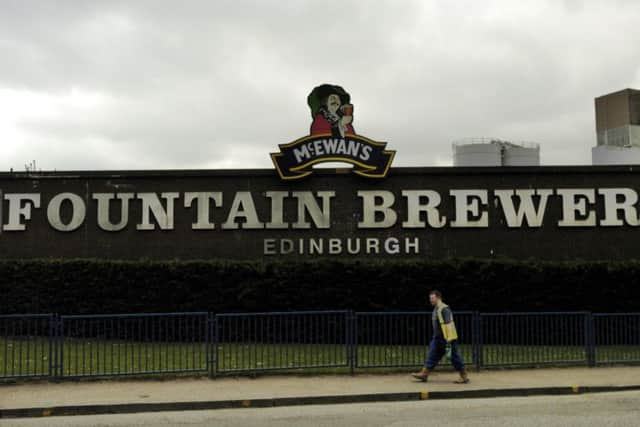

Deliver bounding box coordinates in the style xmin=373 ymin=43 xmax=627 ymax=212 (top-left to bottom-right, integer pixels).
xmin=592 ymin=88 xmax=640 ymax=165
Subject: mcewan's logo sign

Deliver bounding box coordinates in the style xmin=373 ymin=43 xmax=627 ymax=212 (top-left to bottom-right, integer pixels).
xmin=271 ymin=84 xmax=395 ymax=180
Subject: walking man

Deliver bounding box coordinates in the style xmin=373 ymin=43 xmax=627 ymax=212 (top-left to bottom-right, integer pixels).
xmin=412 ymin=290 xmax=470 ymax=383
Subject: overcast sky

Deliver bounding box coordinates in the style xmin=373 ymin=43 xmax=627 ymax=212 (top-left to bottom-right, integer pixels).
xmin=1 ymin=0 xmax=639 ymax=171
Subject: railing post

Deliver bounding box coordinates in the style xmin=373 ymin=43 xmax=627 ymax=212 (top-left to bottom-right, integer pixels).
xmin=585 ymin=312 xmax=596 ymax=367
xmin=473 ymin=311 xmax=482 ymax=371
xmin=348 ymin=311 xmax=356 ymax=376
xmin=50 ymin=314 xmax=63 ymax=380
xmin=48 ymin=314 xmax=55 ymax=379
xmin=58 ymin=315 xmax=65 ymax=379
xmin=207 ymin=313 xmax=217 ymax=378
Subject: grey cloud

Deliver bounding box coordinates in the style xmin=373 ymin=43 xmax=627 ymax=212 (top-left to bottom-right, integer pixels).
xmin=1 ymin=0 xmax=639 ymax=171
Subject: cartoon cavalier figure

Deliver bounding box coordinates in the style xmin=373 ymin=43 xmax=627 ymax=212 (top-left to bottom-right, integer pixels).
xmin=308 ymin=84 xmax=355 ymax=138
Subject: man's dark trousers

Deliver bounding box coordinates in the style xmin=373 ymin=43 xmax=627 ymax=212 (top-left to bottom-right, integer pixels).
xmin=425 ymin=336 xmax=465 ymax=371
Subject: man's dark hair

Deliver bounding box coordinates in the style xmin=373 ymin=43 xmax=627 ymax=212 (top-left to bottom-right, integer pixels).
xmin=429 ymin=290 xmax=442 ymax=299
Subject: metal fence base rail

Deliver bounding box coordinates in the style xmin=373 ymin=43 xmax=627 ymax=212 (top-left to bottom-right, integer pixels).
xmin=57 ymin=313 xmax=209 ymax=378
xmin=479 ymin=312 xmax=590 ymax=368
xmin=215 ymin=311 xmax=350 ymax=375
xmin=354 ymin=312 xmax=476 ymax=369
xmin=0 ymin=314 xmax=54 ymax=379
xmin=2 ymin=312 xmax=640 ymax=380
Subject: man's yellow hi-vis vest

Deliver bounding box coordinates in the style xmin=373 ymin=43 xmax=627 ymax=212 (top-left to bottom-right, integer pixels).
xmin=437 ymin=303 xmax=458 ymax=342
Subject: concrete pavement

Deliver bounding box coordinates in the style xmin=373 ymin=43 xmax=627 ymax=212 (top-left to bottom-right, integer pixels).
xmin=3 ymin=391 xmax=640 ymax=426
xmin=1 ymin=367 xmax=640 ymax=419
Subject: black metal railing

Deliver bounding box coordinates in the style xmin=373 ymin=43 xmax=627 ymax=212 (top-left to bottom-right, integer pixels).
xmin=354 ymin=311 xmax=476 ymax=369
xmin=0 ymin=314 xmax=54 ymax=379
xmin=58 ymin=313 xmax=209 ymax=378
xmin=594 ymin=313 xmax=640 ymax=364
xmin=1 ymin=311 xmax=639 ymax=379
xmin=479 ymin=312 xmax=589 ymax=367
xmin=215 ymin=311 xmax=350 ymax=374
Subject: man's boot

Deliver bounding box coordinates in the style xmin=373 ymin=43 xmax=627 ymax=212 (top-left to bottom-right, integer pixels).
xmin=454 ymin=369 xmax=470 ymax=384
xmin=411 ymin=367 xmax=430 ymax=382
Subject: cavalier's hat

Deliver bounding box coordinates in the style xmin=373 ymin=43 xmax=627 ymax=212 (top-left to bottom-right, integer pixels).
xmin=307 ymin=84 xmax=351 ymax=118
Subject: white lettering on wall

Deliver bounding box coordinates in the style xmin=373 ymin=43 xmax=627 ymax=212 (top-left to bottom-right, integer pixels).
xmin=3 ymin=193 xmax=40 ymax=231
xmin=137 ymin=192 xmax=179 ymax=231
xmin=357 ymin=190 xmax=397 ymax=228
xmin=405 ymin=237 xmax=419 ymax=253
xmin=221 ymin=191 xmax=264 ymax=229
xmin=265 ymin=191 xmax=289 ymax=229
xmin=450 ymin=189 xmax=489 ymax=228
xmin=292 ymin=191 xmax=335 ymax=229
xmin=384 ymin=237 xmax=400 ymax=254
xmin=598 ymin=188 xmax=639 ymax=227
xmin=329 ymin=238 xmax=342 ymax=254
xmin=494 ymin=189 xmax=553 ymax=228
xmin=184 ymin=192 xmax=222 ymax=230
xmin=263 ymin=238 xmax=276 ymax=255
xmin=402 ymin=190 xmax=446 ymax=228
xmin=93 ymin=193 xmax=134 ymax=231
xmin=47 ymin=192 xmax=86 ymax=232
xmin=557 ymin=189 xmax=596 ymax=227
xmin=6 ymin=186 xmax=640 ymax=237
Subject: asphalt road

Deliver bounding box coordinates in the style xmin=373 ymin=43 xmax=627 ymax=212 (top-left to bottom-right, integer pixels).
xmin=2 ymin=391 xmax=639 ymax=427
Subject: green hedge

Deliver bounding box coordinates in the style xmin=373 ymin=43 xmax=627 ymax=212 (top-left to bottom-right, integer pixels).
xmin=0 ymin=258 xmax=638 ymax=314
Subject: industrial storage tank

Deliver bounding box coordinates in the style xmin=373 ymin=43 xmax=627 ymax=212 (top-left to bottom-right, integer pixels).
xmin=502 ymin=142 xmax=540 ymax=166
xmin=452 ymin=139 xmax=502 ymax=166
xmin=452 ymin=138 xmax=540 ymax=166
xmin=592 ymin=145 xmax=640 ymax=165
